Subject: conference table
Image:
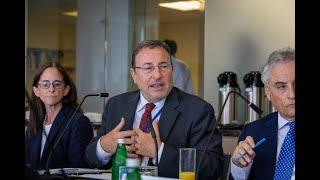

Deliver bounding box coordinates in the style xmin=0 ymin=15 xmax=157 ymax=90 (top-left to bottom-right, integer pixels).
xmin=70 ymin=173 xmax=178 ymax=180
xmin=37 ymin=168 xmax=178 ymax=180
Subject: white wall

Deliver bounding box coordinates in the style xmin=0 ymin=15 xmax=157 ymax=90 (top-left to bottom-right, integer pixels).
xmin=76 ymin=0 xmax=130 ymax=113
xmin=204 ymin=0 xmax=294 ymax=121
xmin=159 ymin=20 xmax=202 ymax=95
xmin=76 ymin=0 xmax=107 ymax=113
xmin=105 ymin=0 xmax=130 ymax=97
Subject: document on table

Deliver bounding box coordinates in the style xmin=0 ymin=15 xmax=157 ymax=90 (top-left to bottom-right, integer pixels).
xmin=37 ymin=168 xmax=110 ymax=175
xmin=70 ymin=173 xmax=179 ymax=180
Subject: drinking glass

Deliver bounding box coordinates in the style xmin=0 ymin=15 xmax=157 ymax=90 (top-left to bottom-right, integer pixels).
xmin=179 ymin=148 xmax=196 ymax=180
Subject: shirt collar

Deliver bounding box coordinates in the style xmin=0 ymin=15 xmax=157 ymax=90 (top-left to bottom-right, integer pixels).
xmin=278 ymin=113 xmax=295 ymax=130
xmin=137 ymin=93 xmax=166 ymax=112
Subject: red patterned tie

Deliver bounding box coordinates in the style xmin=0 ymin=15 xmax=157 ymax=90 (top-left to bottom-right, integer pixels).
xmin=139 ymin=103 xmax=156 ymax=133
xmin=138 ymin=103 xmax=156 ymax=163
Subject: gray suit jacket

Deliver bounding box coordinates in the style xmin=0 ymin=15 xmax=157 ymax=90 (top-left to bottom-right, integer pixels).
xmin=85 ymin=87 xmax=223 ymax=179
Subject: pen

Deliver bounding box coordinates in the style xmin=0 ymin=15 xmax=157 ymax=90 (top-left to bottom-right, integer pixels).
xmin=234 ymin=138 xmax=266 ymax=161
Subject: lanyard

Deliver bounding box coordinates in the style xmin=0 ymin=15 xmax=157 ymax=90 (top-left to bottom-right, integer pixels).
xmin=142 ymin=106 xmax=164 ymax=132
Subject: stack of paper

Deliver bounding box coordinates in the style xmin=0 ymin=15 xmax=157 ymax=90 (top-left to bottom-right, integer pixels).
xmin=37 ymin=168 xmax=109 ymax=175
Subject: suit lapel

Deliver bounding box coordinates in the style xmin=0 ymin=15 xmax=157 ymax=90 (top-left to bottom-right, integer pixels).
xmin=120 ymin=89 xmax=180 ymax=140
xmin=159 ymin=88 xmax=179 ymax=142
xmin=40 ymin=107 xmax=69 ymax=163
xmin=122 ymin=92 xmax=140 ymax=130
xmin=29 ymin=129 xmax=42 ymax=168
xmin=264 ymin=112 xmax=278 ymax=173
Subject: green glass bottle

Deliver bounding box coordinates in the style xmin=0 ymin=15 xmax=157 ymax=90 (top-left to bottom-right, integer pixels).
xmin=112 ymin=138 xmax=127 ymax=180
xmin=126 ymin=158 xmax=141 ymax=180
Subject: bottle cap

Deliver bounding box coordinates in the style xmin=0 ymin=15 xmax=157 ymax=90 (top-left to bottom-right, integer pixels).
xmin=118 ymin=138 xmax=125 ymax=144
xmin=126 ymin=158 xmax=140 ymax=167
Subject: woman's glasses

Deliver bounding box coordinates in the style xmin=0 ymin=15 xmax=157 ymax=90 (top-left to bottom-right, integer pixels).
xmin=38 ymin=80 xmax=64 ymax=89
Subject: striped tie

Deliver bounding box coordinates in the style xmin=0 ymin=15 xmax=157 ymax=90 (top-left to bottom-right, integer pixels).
xmin=138 ymin=103 xmax=155 ymax=163
xmin=139 ymin=103 xmax=155 ymax=133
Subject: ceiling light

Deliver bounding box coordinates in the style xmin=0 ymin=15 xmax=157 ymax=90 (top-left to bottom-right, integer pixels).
xmin=159 ymin=1 xmax=204 ymax=11
xmin=62 ymin=11 xmax=78 ymax=17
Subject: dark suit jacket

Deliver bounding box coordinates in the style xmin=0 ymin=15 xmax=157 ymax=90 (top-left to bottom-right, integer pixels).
xmin=230 ymin=112 xmax=278 ymax=180
xmin=25 ymin=105 xmax=94 ymax=171
xmin=86 ymin=87 xmax=224 ymax=179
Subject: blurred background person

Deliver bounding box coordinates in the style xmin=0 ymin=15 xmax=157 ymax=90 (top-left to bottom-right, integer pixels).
xmin=164 ymin=39 xmax=194 ymax=94
xmin=25 ymin=62 xmax=93 ymax=171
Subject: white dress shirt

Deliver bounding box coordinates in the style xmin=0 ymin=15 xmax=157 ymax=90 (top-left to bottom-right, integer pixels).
xmin=230 ymin=113 xmax=295 ymax=180
xmin=40 ymin=124 xmax=52 ymax=158
xmin=96 ymin=93 xmax=166 ymax=166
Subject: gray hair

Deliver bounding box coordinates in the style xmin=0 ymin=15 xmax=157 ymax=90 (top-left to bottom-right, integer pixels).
xmin=261 ymin=47 xmax=295 ymax=85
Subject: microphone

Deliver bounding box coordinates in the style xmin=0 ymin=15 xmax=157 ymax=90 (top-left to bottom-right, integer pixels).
xmin=44 ymin=93 xmax=108 ymax=176
xmin=196 ymin=90 xmax=262 ymax=178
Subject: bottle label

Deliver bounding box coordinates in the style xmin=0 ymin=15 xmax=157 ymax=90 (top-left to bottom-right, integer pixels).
xmin=119 ymin=166 xmax=128 ymax=180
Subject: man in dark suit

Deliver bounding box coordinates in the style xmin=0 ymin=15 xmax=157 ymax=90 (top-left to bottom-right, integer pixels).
xmin=85 ymin=40 xmax=223 ymax=179
xmin=230 ymin=47 xmax=295 ymax=180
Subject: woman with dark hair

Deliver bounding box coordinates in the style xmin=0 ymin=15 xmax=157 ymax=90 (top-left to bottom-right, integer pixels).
xmin=25 ymin=62 xmax=93 ymax=171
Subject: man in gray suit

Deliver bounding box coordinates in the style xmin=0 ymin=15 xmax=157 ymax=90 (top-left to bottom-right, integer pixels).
xmin=85 ymin=40 xmax=223 ymax=179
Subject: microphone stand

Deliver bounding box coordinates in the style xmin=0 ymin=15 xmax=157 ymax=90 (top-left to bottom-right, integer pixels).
xmin=232 ymin=91 xmax=263 ymax=115
xmin=148 ymin=120 xmax=159 ymax=167
xmin=196 ymin=90 xmax=262 ymax=179
xmin=44 ymin=93 xmax=108 ymax=176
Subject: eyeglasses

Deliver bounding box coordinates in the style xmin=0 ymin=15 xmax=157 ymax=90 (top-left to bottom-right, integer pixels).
xmin=38 ymin=80 xmax=64 ymax=89
xmin=134 ymin=63 xmax=172 ymax=74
